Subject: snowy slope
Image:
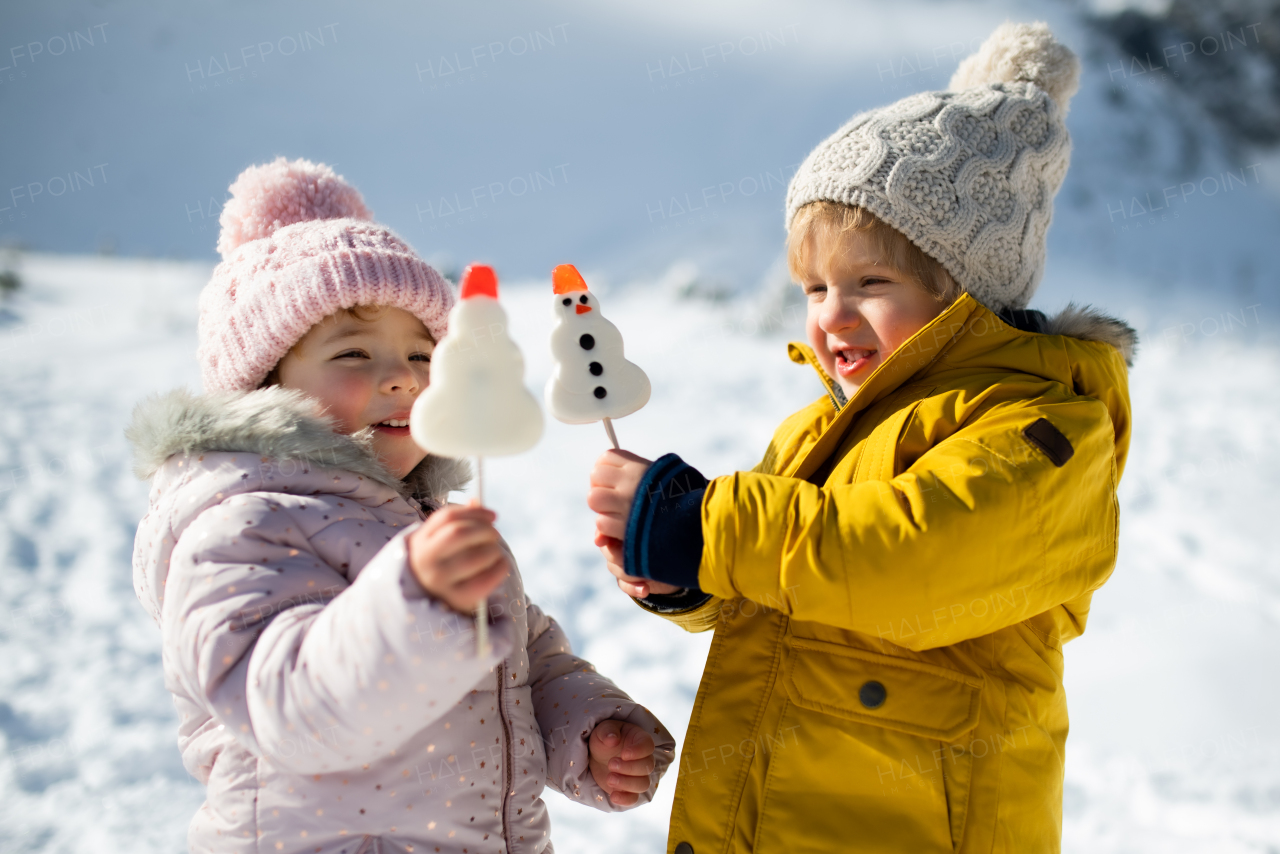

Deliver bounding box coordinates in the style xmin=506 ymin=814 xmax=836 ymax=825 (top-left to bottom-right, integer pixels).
xmin=1 ymin=250 xmax=1278 ymax=853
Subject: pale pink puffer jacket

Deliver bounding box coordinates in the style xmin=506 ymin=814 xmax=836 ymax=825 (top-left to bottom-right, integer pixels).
xmin=127 ymin=388 xmax=675 ymax=854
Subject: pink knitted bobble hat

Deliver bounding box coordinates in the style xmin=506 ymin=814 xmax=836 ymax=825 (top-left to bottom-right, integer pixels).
xmin=197 ymin=157 xmax=454 ymax=393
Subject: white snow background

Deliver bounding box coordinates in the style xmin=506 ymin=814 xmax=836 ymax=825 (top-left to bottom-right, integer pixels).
xmin=3 ymin=0 xmax=1280 ymax=851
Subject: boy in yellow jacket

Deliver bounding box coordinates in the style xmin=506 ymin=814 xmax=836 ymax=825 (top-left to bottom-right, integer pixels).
xmin=588 ymin=22 xmax=1137 ymax=854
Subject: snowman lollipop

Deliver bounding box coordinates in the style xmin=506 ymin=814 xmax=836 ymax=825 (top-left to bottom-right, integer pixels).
xmin=410 ymin=264 xmax=543 ymax=654
xmin=545 ymin=264 xmax=650 ymax=448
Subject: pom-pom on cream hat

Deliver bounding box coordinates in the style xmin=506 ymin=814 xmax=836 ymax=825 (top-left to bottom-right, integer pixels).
xmin=785 ymin=22 xmax=1081 ymax=312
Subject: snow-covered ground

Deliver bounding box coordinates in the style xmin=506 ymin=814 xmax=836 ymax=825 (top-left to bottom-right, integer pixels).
xmin=4 ymin=0 xmax=1280 ymax=850
xmin=0 ymin=250 xmax=1277 ymax=853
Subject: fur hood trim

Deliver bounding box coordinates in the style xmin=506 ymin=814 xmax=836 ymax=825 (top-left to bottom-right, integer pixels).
xmin=125 ymin=387 xmax=471 ymax=502
xmin=1043 ymin=303 xmax=1139 ymax=367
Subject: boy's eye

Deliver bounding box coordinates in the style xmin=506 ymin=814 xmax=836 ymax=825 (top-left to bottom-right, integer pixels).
xmin=410 ymin=353 xmax=431 ymax=362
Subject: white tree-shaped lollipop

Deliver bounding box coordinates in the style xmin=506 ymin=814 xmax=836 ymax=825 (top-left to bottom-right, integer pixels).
xmin=545 ymin=264 xmax=650 ymax=448
xmin=409 ymin=264 xmax=543 ymax=653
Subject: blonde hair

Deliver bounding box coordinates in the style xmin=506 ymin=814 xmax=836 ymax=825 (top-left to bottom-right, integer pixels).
xmin=258 ymin=304 xmax=434 ymax=388
xmin=787 ymin=201 xmax=962 ymax=303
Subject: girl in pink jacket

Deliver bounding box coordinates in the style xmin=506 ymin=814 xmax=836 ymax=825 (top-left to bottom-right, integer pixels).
xmin=127 ymin=158 xmax=674 ymax=854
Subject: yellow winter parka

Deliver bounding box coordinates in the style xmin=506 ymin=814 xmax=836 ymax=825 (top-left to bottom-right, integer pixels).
xmin=645 ymin=293 xmax=1134 ymax=854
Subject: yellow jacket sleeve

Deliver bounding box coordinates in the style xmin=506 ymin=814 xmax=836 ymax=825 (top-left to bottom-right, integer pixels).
xmin=633 ymin=594 xmax=723 ymax=633
xmin=698 ymin=397 xmax=1119 ymax=650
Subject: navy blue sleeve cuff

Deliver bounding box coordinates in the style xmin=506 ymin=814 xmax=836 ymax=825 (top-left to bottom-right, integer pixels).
xmin=624 ymin=453 xmax=709 ymax=590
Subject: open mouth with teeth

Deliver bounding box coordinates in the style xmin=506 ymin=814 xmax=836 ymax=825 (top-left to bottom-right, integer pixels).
xmin=834 ymin=348 xmax=877 ymax=377
xmin=373 ymin=417 xmax=411 ymax=436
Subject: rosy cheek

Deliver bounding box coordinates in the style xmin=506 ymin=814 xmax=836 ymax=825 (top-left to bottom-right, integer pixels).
xmin=805 ymin=313 xmax=833 ymax=368
xmin=319 ymin=374 xmax=374 ymax=432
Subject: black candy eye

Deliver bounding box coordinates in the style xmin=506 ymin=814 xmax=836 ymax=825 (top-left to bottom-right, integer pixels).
xmin=579 ymin=295 xmax=588 ymax=304
xmin=562 ymin=298 xmax=571 ymax=306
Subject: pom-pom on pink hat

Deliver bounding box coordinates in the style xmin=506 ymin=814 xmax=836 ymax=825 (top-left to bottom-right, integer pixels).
xmin=197 ymin=157 xmax=454 ymax=393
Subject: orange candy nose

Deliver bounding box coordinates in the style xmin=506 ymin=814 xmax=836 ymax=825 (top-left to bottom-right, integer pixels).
xmin=552 ymin=264 xmax=588 ymax=294
xmin=575 ymin=304 xmax=592 ymax=314
xmin=460 ymin=264 xmax=499 ymax=299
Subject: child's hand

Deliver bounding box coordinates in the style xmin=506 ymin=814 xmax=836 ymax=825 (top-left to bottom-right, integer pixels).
xmin=407 ymin=501 xmax=510 ymax=613
xmin=588 ymin=449 xmax=651 ymax=539
xmin=588 ymin=719 xmax=656 ymax=806
xmin=588 ymin=450 xmax=680 ymax=599
xmin=593 ymin=532 xmax=680 ymax=599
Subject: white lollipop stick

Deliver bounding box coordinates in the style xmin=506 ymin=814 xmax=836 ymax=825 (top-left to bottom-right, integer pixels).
xmin=602 ymin=417 xmax=620 ymax=450
xmin=474 ymin=456 xmax=489 ymax=657
xmin=409 ymin=264 xmax=543 ymax=659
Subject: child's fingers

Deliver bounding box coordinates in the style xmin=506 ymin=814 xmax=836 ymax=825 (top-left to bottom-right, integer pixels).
xmin=618 ymin=578 xmax=649 ymax=598
xmin=598 ymin=539 xmax=626 ymax=569
xmin=604 ymin=770 xmax=653 ymax=795
xmin=428 ymin=519 xmax=501 ymax=561
xmin=594 ymin=515 xmax=626 ymax=542
xmin=420 ymin=504 xmax=496 ymax=536
xmin=619 ymin=722 xmax=656 ymax=761
xmin=593 ymin=448 xmax=650 ymax=471
xmin=588 ymin=464 xmax=627 ymax=489
xmin=606 ymin=755 xmax=656 ymax=777
xmin=586 ymin=486 xmax=627 ymax=515
xmin=447 ymin=556 xmax=509 ymax=607
xmin=588 ymin=719 xmax=625 ymax=762
xmin=439 ymin=541 xmax=508 ymax=582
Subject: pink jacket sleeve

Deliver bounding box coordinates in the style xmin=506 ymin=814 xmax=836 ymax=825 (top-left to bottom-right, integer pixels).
xmin=163 ymin=493 xmax=512 ymax=775
xmin=524 ymin=602 xmax=676 ymax=811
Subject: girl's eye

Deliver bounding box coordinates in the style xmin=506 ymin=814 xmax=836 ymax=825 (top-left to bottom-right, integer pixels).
xmin=409 ymin=353 xmax=431 ymax=362
xmin=335 ymin=349 xmax=369 ymax=359
xmin=805 ymin=284 xmax=827 ymax=296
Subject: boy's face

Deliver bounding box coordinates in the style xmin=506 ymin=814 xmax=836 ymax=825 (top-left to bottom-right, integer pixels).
xmin=275 ymin=306 xmax=435 ymax=479
xmin=796 ymin=229 xmax=948 ymax=399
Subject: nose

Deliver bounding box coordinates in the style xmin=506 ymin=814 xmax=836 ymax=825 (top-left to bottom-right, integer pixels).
xmin=380 ymin=358 xmax=421 ymax=395
xmin=819 ymin=290 xmax=859 ymax=335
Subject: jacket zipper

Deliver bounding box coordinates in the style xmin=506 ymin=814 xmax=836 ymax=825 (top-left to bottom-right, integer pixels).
xmin=496 ymin=661 xmax=514 ymax=851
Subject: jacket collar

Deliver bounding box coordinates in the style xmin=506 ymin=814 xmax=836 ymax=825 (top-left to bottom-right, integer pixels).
xmin=786 ymin=294 xmax=1137 ymax=481
xmin=126 ymin=386 xmax=471 ymax=503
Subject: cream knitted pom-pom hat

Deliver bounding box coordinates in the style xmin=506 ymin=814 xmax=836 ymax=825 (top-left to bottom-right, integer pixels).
xmin=785 ymin=22 xmax=1081 ymax=312
xmin=196 ymin=158 xmax=454 ymax=393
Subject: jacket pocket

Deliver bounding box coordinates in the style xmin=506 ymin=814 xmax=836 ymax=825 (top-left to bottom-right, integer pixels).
xmin=753 ymin=638 xmax=982 ymax=853
xmin=783 ymin=638 xmax=983 ymax=741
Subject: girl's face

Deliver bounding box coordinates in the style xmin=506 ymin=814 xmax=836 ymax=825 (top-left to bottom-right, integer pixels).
xmin=796 ymin=229 xmax=948 ymax=399
xmin=274 ymin=306 xmax=435 ymax=479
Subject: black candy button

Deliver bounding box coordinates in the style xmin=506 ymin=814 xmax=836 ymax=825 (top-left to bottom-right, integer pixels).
xmin=859 ymin=680 xmax=887 ymax=709
xmin=588 ymin=362 xmax=603 ymax=376
xmin=593 ymin=386 xmax=607 ymax=399
xmin=579 ymin=334 xmax=595 ymax=350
